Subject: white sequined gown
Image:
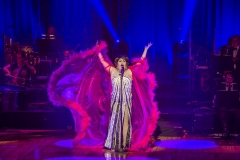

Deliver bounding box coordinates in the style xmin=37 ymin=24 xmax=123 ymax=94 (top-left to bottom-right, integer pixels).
xmin=104 ymin=74 xmax=132 ymax=150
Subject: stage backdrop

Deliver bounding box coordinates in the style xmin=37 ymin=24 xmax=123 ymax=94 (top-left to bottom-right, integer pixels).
xmin=1 ymin=0 xmax=240 ymax=85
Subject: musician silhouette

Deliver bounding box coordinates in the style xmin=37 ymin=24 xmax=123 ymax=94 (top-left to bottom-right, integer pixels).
xmin=3 ymin=52 xmax=36 ymax=86
xmin=213 ymin=72 xmax=240 ymax=133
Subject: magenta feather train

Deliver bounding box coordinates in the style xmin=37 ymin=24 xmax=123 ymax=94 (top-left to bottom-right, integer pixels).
xmin=47 ymin=41 xmax=160 ymax=150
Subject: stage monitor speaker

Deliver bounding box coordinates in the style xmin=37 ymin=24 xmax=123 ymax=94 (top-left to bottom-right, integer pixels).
xmin=158 ymin=121 xmax=184 ymax=137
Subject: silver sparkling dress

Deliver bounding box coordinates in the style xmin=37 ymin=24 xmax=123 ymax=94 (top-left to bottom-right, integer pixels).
xmin=104 ymin=74 xmax=132 ymax=150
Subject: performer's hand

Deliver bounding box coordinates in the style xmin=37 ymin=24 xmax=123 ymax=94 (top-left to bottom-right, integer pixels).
xmin=96 ymin=40 xmax=108 ymax=52
xmin=144 ymin=42 xmax=153 ymax=50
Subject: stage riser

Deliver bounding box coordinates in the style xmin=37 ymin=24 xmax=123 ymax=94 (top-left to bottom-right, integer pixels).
xmin=0 ymin=108 xmax=74 ymax=130
xmin=0 ymin=109 xmax=208 ymax=134
xmin=0 ymin=106 xmax=229 ymax=136
xmin=0 ymin=108 xmax=192 ymax=136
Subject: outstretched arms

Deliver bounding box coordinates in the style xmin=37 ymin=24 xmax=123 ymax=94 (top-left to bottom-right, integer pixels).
xmin=141 ymin=42 xmax=152 ymax=60
xmin=96 ymin=41 xmax=113 ymax=74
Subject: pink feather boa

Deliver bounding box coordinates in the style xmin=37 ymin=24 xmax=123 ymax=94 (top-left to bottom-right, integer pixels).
xmin=47 ymin=41 xmax=160 ymax=150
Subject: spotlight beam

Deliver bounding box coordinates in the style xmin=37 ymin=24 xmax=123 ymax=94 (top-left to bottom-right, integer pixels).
xmin=181 ymin=0 xmax=198 ymax=40
xmin=89 ymin=0 xmax=119 ymax=41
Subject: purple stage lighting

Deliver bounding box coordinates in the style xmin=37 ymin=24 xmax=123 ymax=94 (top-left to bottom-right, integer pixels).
xmin=155 ymin=139 xmax=217 ymax=150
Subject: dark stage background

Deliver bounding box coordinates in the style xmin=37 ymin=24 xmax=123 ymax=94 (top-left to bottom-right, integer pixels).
xmin=1 ymin=0 xmax=240 ymax=88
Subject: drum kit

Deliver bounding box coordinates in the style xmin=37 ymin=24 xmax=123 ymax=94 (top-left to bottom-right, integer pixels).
xmin=3 ymin=38 xmax=46 ymax=87
xmin=4 ymin=44 xmax=41 ymax=65
xmin=2 ymin=35 xmax=77 ymax=90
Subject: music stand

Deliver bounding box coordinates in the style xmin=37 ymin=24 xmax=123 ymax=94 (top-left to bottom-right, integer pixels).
xmin=216 ymin=90 xmax=239 ymax=109
xmin=222 ymin=55 xmax=234 ymax=72
xmin=212 ymin=55 xmax=221 ymax=73
xmin=37 ymin=39 xmax=63 ymax=57
xmin=212 ymin=55 xmax=234 ymax=74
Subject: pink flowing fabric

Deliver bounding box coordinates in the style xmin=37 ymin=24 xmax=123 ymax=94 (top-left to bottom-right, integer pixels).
xmin=48 ymin=42 xmax=160 ymax=150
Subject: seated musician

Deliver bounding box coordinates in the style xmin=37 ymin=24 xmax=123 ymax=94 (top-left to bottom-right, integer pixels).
xmin=212 ymin=72 xmax=240 ymax=133
xmin=218 ymin=72 xmax=239 ymax=91
xmin=3 ymin=52 xmax=36 ymax=86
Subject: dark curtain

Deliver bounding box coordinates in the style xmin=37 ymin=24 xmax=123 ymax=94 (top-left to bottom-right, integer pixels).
xmin=1 ymin=0 xmax=240 ymax=84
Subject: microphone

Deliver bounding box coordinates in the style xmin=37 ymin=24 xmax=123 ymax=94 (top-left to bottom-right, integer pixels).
xmin=121 ymin=65 xmax=124 ymax=74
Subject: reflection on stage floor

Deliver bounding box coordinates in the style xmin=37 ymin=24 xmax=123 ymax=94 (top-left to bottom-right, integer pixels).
xmin=0 ymin=129 xmax=239 ymax=160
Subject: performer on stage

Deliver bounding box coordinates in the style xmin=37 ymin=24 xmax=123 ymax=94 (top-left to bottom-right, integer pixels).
xmin=98 ymin=42 xmax=154 ymax=152
xmin=48 ymin=41 xmax=159 ymax=151
xmin=3 ymin=52 xmax=36 ymax=86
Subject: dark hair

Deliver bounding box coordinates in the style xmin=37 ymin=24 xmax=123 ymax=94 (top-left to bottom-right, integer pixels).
xmin=16 ymin=52 xmax=26 ymax=59
xmin=232 ymin=35 xmax=240 ymax=41
xmin=114 ymin=55 xmax=129 ymax=67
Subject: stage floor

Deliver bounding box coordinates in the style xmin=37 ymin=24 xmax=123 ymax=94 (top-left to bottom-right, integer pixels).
xmin=0 ymin=129 xmax=240 ymax=160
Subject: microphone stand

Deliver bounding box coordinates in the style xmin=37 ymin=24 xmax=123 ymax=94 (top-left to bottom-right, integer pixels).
xmin=120 ymin=66 xmax=124 ymax=149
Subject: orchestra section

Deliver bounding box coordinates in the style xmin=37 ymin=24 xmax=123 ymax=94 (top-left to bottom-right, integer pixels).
xmin=0 ymin=28 xmax=71 ymax=112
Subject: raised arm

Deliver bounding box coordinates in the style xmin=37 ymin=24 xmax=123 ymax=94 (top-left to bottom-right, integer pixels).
xmin=3 ymin=64 xmax=11 ymax=76
xmin=98 ymin=52 xmax=111 ymax=72
xmin=141 ymin=42 xmax=152 ymax=60
xmin=95 ymin=40 xmax=115 ymax=74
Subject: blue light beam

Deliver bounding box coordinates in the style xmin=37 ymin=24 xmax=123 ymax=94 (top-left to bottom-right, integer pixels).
xmin=89 ymin=0 xmax=119 ymax=41
xmin=181 ymin=0 xmax=198 ymax=40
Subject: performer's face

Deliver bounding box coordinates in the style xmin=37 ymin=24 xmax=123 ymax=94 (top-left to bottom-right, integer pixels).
xmin=16 ymin=54 xmax=24 ymax=65
xmin=117 ymin=58 xmax=127 ymax=70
